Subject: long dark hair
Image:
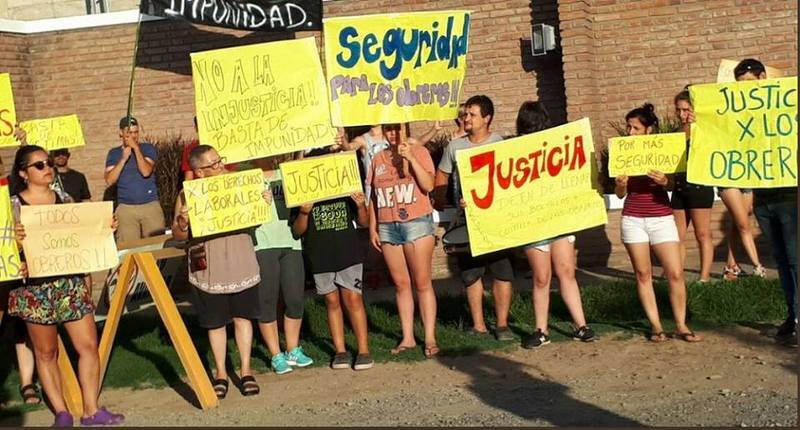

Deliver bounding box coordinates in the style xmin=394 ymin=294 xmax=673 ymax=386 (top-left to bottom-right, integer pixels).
xmin=625 ymin=103 xmax=659 ymax=131
xmin=516 ymin=101 xmax=551 ymax=136
xmin=10 ymin=145 xmax=47 ymax=195
xmin=674 ymin=89 xmax=691 ymax=107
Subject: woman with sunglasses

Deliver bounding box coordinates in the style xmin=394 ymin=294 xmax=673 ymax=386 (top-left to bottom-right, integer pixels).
xmin=7 ymin=145 xmax=124 ymax=426
xmin=616 ymin=104 xmax=701 ymax=343
xmin=367 ymin=123 xmax=439 ymax=357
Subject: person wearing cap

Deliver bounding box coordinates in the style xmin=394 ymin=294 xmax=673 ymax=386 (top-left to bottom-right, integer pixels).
xmin=104 ymin=116 xmax=164 ymax=243
xmin=51 ymin=148 xmax=91 ymax=203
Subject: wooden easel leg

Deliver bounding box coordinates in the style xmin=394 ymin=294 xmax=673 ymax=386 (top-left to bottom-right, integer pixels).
xmin=134 ymin=253 xmax=218 ymax=409
xmin=58 ymin=336 xmax=84 ymax=417
xmin=97 ymin=254 xmax=136 ymax=386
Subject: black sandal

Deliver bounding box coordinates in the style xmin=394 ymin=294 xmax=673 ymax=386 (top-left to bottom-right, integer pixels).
xmin=240 ymin=375 xmax=260 ymax=396
xmin=19 ymin=384 xmax=41 ymax=404
xmin=212 ymin=378 xmax=229 ymax=399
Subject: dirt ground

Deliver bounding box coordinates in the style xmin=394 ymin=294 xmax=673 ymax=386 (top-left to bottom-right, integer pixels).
xmin=5 ymin=324 xmax=797 ymax=427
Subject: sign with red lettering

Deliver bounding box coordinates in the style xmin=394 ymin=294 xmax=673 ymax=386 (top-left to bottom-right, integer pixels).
xmin=455 ymin=118 xmax=607 ymax=256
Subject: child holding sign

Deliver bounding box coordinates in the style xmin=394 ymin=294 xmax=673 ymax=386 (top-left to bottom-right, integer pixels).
xmin=7 ymin=145 xmax=124 ymax=426
xmin=173 ymin=145 xmax=263 ymax=399
xmin=735 ymin=59 xmax=798 ymax=346
xmin=291 ymin=146 xmax=373 ymax=370
xmin=615 ymin=104 xmax=701 ymax=343
xmin=367 ymin=123 xmax=439 ymax=358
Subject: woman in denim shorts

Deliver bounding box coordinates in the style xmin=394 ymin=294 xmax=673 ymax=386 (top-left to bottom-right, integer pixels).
xmin=367 ymin=123 xmax=439 ymax=358
xmin=515 ymin=102 xmax=596 ymax=349
xmin=615 ymin=104 xmax=701 ymax=343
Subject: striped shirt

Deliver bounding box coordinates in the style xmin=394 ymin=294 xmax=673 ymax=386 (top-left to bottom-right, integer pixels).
xmin=622 ymin=176 xmax=672 ymax=217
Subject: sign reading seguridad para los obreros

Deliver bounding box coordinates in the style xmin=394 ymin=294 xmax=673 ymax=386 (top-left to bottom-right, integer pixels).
xmin=608 ymin=132 xmax=687 ymax=177
xmin=324 ymin=11 xmax=470 ymax=126
xmin=456 ymin=118 xmax=608 ymax=257
xmin=688 ymin=77 xmax=798 ymax=188
xmin=190 ymin=37 xmax=336 ymax=164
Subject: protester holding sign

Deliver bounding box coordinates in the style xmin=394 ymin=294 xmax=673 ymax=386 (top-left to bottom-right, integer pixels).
xmin=367 ymin=123 xmax=439 ymax=357
xmin=433 ymin=95 xmax=514 ymax=341
xmin=615 ymin=104 xmax=700 ymax=343
xmin=7 ymin=145 xmax=124 ymax=426
xmin=671 ymin=89 xmax=714 ymax=282
xmin=104 ymin=116 xmax=165 ymax=243
xmin=512 ymin=101 xmax=596 ymax=348
xmin=172 ymin=145 xmax=262 ymax=399
xmin=251 ymin=154 xmax=314 ymax=375
xmin=291 ymin=146 xmax=373 ymax=370
xmin=733 ymin=59 xmax=798 ymax=346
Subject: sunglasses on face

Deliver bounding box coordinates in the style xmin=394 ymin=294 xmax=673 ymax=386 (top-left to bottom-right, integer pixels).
xmin=25 ymin=159 xmax=55 ymax=171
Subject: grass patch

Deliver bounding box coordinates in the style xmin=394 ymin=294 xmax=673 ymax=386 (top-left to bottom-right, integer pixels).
xmin=0 ymin=277 xmax=787 ymax=407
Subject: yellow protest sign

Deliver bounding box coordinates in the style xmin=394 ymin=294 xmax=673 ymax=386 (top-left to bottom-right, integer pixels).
xmin=20 ymin=114 xmax=86 ymax=151
xmin=716 ymin=59 xmax=782 ymax=83
xmin=0 ymin=185 xmax=22 ymax=281
xmin=20 ymin=201 xmax=118 ymax=277
xmin=688 ymin=77 xmax=798 ymax=188
xmin=279 ymin=151 xmax=362 ymax=208
xmin=190 ymin=37 xmax=336 ymax=164
xmin=183 ymin=168 xmax=271 ymax=238
xmin=608 ymin=132 xmax=687 ymax=177
xmin=0 ymin=73 xmax=17 ymax=148
xmin=324 ymin=11 xmax=471 ymax=126
xmin=456 ymin=118 xmax=607 ymax=256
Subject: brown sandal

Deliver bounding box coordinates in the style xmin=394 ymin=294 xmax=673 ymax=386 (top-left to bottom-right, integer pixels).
xmin=424 ymin=345 xmax=440 ymax=358
xmin=672 ymin=331 xmax=702 ymax=342
xmin=390 ymin=344 xmax=415 ymax=355
xmin=649 ymin=332 xmax=668 ymax=343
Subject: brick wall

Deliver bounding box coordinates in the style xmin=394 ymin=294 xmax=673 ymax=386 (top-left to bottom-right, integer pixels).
xmin=558 ymin=0 xmax=798 ymax=150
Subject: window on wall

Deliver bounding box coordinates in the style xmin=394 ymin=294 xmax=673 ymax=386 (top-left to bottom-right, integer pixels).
xmin=86 ymin=0 xmax=109 ymax=14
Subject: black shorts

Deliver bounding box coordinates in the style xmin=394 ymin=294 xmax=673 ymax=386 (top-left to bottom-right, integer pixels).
xmin=456 ymin=251 xmax=515 ymax=287
xmin=190 ymin=285 xmax=261 ymax=329
xmin=671 ymin=177 xmax=714 ymax=210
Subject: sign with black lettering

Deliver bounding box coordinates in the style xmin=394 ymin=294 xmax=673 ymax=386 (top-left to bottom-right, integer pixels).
xmin=140 ymin=0 xmax=322 ymax=32
xmin=20 ymin=202 xmax=118 ymax=277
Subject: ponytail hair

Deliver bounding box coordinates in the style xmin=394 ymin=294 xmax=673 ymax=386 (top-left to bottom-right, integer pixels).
xmin=625 ymin=103 xmax=659 ymax=131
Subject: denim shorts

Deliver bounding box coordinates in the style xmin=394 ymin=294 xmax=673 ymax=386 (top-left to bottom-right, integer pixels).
xmin=524 ymin=234 xmax=576 ymax=252
xmin=378 ymin=214 xmax=434 ymax=245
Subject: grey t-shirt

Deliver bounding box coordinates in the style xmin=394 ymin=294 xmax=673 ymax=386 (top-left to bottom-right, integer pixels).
xmin=437 ymin=132 xmax=504 ymax=174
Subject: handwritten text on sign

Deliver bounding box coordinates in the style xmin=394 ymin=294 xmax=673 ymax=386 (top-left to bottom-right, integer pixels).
xmin=324 ymin=11 xmax=471 ymax=126
xmin=0 ymin=185 xmax=22 ymax=282
xmin=141 ymin=0 xmax=323 ymax=32
xmin=191 ymin=38 xmax=336 ymax=164
xmin=0 ymin=73 xmax=17 ymax=148
xmin=183 ymin=169 xmax=271 ymax=237
xmin=456 ymin=118 xmax=607 ymax=256
xmin=608 ymin=132 xmax=687 ymax=177
xmin=688 ymin=77 xmax=798 ymax=188
xmin=20 ymin=114 xmax=86 ymax=151
xmin=279 ymin=151 xmax=362 ymax=208
xmin=20 ymin=202 xmax=118 ymax=277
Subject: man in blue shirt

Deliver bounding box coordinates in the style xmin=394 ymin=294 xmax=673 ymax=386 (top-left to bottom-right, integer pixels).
xmin=104 ymin=116 xmax=164 ymax=243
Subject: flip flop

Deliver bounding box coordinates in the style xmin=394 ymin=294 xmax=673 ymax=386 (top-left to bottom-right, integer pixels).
xmin=649 ymin=332 xmax=668 ymax=343
xmin=390 ymin=344 xmax=415 ymax=355
xmin=212 ymin=378 xmax=229 ymax=399
xmin=239 ymin=375 xmax=260 ymax=396
xmin=424 ymin=345 xmax=440 ymax=358
xmin=672 ymin=331 xmax=702 ymax=342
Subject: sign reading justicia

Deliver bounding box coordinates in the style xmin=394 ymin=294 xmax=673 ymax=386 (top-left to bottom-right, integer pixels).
xmin=140 ymin=0 xmax=323 ymax=32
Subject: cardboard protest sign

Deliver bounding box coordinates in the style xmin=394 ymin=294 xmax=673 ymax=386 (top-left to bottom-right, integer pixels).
xmin=324 ymin=11 xmax=471 ymax=126
xmin=183 ymin=169 xmax=271 ymax=237
xmin=608 ymin=132 xmax=687 ymax=177
xmin=141 ymin=0 xmax=322 ymax=32
xmin=190 ymin=38 xmax=335 ymax=164
xmin=0 ymin=73 xmax=17 ymax=148
xmin=716 ymin=59 xmax=782 ymax=83
xmin=19 ymin=114 xmax=86 ymax=151
xmin=20 ymin=201 xmax=118 ymax=277
xmin=0 ymin=185 xmax=22 ymax=281
xmin=456 ymin=118 xmax=607 ymax=256
xmin=279 ymin=151 xmax=362 ymax=207
xmin=688 ymin=77 xmax=798 ymax=188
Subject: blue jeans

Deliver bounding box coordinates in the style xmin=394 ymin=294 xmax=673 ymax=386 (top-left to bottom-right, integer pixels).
xmin=754 ymin=198 xmax=798 ymax=321
xmin=378 ymin=214 xmax=434 ymax=245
